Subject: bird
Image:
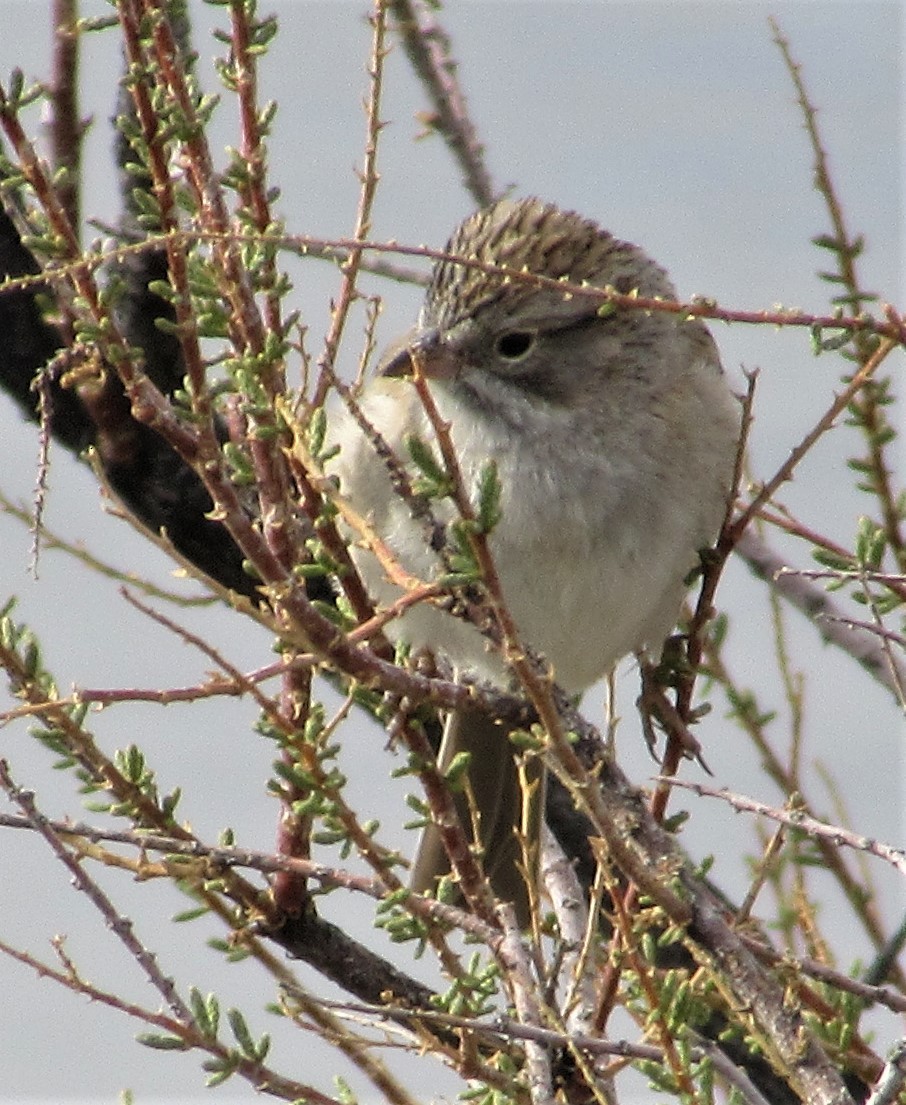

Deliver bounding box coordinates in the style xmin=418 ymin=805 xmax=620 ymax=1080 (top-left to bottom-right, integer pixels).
xmin=328 ymin=197 xmax=740 ymax=923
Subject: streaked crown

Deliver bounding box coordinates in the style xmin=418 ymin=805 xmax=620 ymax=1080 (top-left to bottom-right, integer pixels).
xmin=424 ymin=197 xmax=675 ymax=329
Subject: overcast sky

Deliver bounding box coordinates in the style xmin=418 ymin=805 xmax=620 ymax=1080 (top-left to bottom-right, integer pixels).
xmin=0 ymin=2 xmax=901 ymax=1102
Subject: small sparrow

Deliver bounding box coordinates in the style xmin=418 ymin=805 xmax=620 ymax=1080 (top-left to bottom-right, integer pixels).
xmin=330 ymin=198 xmax=739 ymax=921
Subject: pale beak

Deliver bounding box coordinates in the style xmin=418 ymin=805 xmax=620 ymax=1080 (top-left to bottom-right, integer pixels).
xmin=378 ymin=328 xmax=461 ymax=380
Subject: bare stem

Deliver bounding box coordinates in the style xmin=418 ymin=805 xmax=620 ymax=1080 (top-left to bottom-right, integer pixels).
xmin=387 ymin=0 xmax=496 ymax=206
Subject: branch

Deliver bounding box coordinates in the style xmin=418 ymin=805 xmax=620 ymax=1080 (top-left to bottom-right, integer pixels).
xmin=735 ymin=527 xmax=906 ymax=700
xmin=387 ymin=0 xmax=496 ymax=206
xmin=661 ymin=777 xmax=906 ymax=878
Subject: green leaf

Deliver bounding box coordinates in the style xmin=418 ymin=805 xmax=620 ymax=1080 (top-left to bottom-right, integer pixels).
xmin=161 ymin=788 xmax=181 ymax=819
xmin=136 ymin=1032 xmax=189 ymax=1051
xmin=227 ymin=1008 xmax=257 ymax=1058
xmin=172 ymin=905 xmax=209 ymax=923
xmin=811 ymin=547 xmax=854 ymax=572
xmin=335 ymin=1076 xmax=358 ymax=1105
xmin=202 ymin=1054 xmax=239 ymax=1087
xmin=443 ymin=750 xmax=472 ymax=789
xmin=308 ymin=405 xmax=327 ymax=459
xmin=854 ymin=515 xmax=886 ymax=569
xmin=406 ymin=434 xmax=452 ymax=496
xmin=205 ymin=1066 xmax=235 ymax=1089
xmin=189 ymin=987 xmax=220 ymax=1040
xmin=811 ymin=233 xmax=843 ymax=251
xmin=223 ymin=442 xmax=255 ymax=485
xmin=475 ymin=460 xmax=502 ymax=533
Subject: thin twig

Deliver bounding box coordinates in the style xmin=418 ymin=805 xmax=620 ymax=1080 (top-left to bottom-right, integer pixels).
xmin=659 ymin=777 xmax=906 ymax=878
xmin=735 ymin=527 xmax=906 ymax=698
xmin=0 ymin=759 xmax=195 ymax=1024
xmin=865 ymin=1040 xmax=906 ymax=1105
xmin=387 ymin=0 xmax=496 ymax=206
xmin=3 ymin=228 xmax=901 ymax=343
xmin=730 ymin=338 xmax=896 ymax=538
xmin=771 ymin=16 xmax=905 ymax=563
xmin=312 ymin=0 xmax=390 ymax=406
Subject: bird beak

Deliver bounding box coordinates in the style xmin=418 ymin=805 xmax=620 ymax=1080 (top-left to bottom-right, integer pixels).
xmin=378 ymin=328 xmax=460 ymax=381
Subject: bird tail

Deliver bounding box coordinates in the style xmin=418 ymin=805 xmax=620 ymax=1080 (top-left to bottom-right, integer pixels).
xmin=409 ymin=704 xmax=544 ymax=927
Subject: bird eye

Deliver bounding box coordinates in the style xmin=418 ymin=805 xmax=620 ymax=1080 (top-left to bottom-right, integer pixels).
xmin=494 ymin=330 xmax=536 ymax=361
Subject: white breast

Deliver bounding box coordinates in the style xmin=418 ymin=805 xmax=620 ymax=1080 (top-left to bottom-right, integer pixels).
xmin=327 ymin=369 xmax=735 ymax=694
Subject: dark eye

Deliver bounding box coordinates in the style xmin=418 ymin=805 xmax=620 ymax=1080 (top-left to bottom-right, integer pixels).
xmin=494 ymin=330 xmax=536 ymax=361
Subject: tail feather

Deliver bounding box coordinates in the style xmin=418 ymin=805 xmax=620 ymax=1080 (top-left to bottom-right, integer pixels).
xmin=409 ymin=704 xmax=543 ymax=927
